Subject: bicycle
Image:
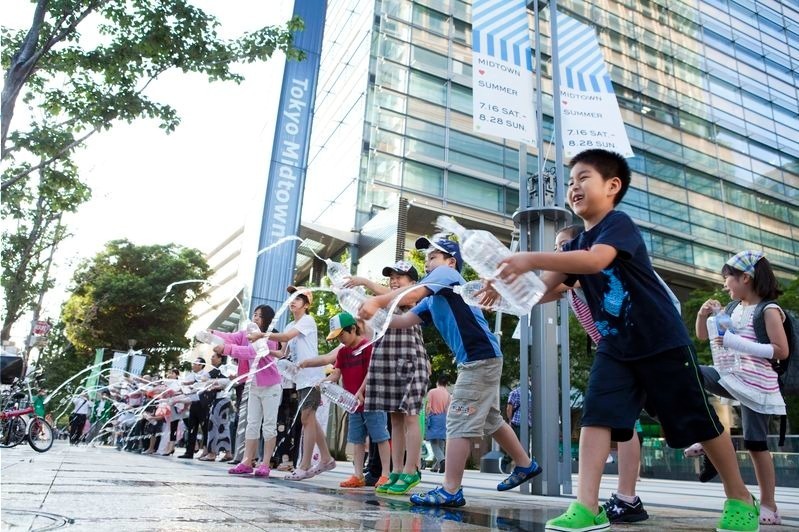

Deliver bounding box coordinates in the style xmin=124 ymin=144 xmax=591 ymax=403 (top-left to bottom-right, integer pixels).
xmin=0 ymin=362 xmax=54 ymax=453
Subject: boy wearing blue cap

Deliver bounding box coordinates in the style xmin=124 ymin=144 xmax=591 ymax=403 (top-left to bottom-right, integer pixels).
xmin=360 ymin=237 xmax=542 ymax=507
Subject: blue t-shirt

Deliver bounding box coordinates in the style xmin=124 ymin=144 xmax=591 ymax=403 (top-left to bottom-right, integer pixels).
xmin=410 ymin=265 xmax=501 ymax=365
xmin=563 ymin=210 xmax=691 ymax=360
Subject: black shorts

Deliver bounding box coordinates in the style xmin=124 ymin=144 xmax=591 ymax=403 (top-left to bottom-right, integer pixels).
xmin=581 ymin=345 xmax=724 ymax=448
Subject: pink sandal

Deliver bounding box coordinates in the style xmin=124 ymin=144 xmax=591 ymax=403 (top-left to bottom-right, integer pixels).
xmin=760 ymin=506 xmax=781 ymax=525
xmin=307 ymin=459 xmax=336 ymax=477
xmin=284 ymin=468 xmax=311 ymax=481
xmin=228 ymin=462 xmax=254 ymax=475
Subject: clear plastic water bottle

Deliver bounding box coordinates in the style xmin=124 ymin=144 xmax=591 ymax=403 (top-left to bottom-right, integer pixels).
xmin=715 ymin=309 xmax=735 ymax=335
xmin=319 ymin=381 xmax=359 ymax=413
xmin=276 ymin=359 xmax=299 ymax=387
xmin=334 ymin=288 xmax=389 ymax=335
xmin=453 ymin=280 xmax=529 ymax=316
xmin=707 ymin=313 xmax=740 ymax=373
xmin=253 ymin=338 xmax=271 ymax=358
xmin=195 ymin=330 xmax=225 ymax=346
xmin=436 ymin=216 xmax=547 ymax=314
xmin=325 ymin=259 xmax=351 ymax=288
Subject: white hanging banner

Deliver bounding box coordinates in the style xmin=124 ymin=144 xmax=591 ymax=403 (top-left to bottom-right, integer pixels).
xmin=472 ymin=0 xmax=536 ymax=144
xmin=556 ymin=13 xmax=634 ymax=158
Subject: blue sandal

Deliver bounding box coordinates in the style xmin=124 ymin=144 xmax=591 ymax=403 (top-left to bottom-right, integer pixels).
xmin=409 ymin=486 xmax=466 ymax=507
xmin=497 ymin=460 xmax=543 ymax=491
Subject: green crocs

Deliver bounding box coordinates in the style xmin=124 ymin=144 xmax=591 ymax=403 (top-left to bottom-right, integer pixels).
xmin=386 ymin=471 xmax=421 ymax=495
xmin=545 ymin=502 xmax=610 ymax=532
xmin=717 ymin=496 xmax=760 ymax=532
xmin=375 ymin=472 xmax=400 ymax=494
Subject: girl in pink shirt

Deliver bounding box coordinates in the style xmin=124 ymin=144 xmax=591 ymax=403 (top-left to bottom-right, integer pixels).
xmin=214 ymin=304 xmax=283 ymax=478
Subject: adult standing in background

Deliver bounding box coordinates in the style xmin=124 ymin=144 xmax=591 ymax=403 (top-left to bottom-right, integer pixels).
xmin=425 ymin=375 xmax=450 ymax=473
xmin=506 ymin=382 xmax=532 ymax=445
xmin=69 ymin=393 xmax=92 ymax=445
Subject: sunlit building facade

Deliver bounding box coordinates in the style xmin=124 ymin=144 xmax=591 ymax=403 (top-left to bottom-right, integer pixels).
xmin=300 ymin=0 xmax=798 ymax=290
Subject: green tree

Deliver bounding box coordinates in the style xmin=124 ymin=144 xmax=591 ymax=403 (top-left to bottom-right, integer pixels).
xmin=0 ymin=0 xmax=304 ymax=340
xmin=60 ymin=239 xmax=211 ymax=372
xmin=1 ymin=180 xmax=87 ymax=342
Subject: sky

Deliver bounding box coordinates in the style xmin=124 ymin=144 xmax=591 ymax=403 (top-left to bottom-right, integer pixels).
xmin=5 ymin=0 xmax=294 ymax=346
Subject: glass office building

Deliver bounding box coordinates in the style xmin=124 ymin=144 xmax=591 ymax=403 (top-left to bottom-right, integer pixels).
xmin=300 ymin=0 xmax=798 ymax=288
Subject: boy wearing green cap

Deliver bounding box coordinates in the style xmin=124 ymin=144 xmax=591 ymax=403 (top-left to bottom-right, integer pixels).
xmin=301 ymin=312 xmax=391 ymax=488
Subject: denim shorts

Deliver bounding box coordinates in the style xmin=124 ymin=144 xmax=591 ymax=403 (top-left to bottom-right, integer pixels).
xmin=347 ymin=411 xmax=389 ymax=444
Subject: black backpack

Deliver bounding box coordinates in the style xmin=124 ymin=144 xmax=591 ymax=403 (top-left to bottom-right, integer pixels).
xmin=725 ymin=300 xmax=799 ymax=445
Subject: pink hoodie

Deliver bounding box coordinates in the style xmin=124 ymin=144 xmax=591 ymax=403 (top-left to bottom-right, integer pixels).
xmin=213 ymin=330 xmax=281 ymax=387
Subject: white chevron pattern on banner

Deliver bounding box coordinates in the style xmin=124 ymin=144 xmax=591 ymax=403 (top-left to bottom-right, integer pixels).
xmin=556 ymin=12 xmax=614 ymax=93
xmin=473 ymin=0 xmax=532 ymax=71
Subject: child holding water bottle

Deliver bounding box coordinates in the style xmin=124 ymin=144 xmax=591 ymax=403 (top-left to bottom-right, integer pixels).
xmin=691 ymin=250 xmax=789 ymax=525
xmin=360 ymin=238 xmax=542 ymax=508
xmin=300 ymin=312 xmax=391 ymax=488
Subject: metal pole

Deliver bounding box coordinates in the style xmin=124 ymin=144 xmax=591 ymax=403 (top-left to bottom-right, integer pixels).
xmin=517 ymin=144 xmax=531 ymax=493
xmin=550 ymin=1 xmax=565 ymax=207
xmin=559 ymin=298 xmax=573 ymax=493
xmin=515 ymin=0 xmax=568 ymax=497
xmin=549 ymin=0 xmax=572 ymax=494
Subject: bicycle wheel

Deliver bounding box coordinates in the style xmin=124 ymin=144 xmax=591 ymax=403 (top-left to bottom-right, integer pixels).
xmin=0 ymin=417 xmax=27 ymax=448
xmin=27 ymin=416 xmax=53 ymax=452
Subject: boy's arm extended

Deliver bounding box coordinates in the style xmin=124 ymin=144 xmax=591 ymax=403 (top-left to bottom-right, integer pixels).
xmin=323 ymin=368 xmax=342 ymax=383
xmin=479 ymin=270 xmax=567 ymax=307
xmin=344 ymin=276 xmax=391 ymax=295
xmin=360 ymin=285 xmax=432 ymax=320
xmin=497 ymin=245 xmax=617 ymax=284
xmin=298 ymin=350 xmax=339 ymax=369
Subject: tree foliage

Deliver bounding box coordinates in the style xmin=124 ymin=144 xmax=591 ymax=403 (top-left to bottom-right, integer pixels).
xmin=60 ymin=239 xmax=211 ymax=372
xmin=0 ymin=0 xmax=304 ymax=341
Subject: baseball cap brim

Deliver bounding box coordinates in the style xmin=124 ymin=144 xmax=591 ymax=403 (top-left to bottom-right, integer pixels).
xmin=414 ymin=237 xmax=463 ymax=271
xmin=326 ymin=328 xmax=344 ymax=341
xmin=287 ymin=285 xmax=313 ymax=305
xmin=381 ymin=265 xmax=419 ymax=281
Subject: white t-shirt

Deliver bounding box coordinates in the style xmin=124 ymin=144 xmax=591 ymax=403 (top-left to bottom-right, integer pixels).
xmin=72 ymin=396 xmax=92 ymax=415
xmin=286 ymin=314 xmax=324 ymax=389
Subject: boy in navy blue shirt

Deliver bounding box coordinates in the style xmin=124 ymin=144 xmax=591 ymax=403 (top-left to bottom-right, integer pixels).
xmin=360 ymin=238 xmax=542 ymax=507
xmin=495 ymin=149 xmax=758 ymax=532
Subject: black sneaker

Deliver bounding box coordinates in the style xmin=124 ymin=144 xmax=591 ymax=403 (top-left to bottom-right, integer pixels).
xmin=602 ymin=493 xmax=649 ymax=523
xmin=363 ymin=472 xmax=378 ymax=487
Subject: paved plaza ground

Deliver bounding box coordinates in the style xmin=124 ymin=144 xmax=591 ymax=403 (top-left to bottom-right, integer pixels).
xmin=1 ymin=441 xmax=798 ymax=531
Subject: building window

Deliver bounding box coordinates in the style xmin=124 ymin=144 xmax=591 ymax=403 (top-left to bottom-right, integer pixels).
xmin=447 ymin=171 xmax=502 ymax=212
xmin=408 ymin=70 xmax=446 ymax=105
xmin=404 ymin=160 xmax=443 ymax=196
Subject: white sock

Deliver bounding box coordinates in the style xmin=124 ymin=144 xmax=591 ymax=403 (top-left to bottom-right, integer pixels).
xmin=616 ymin=492 xmax=638 ymax=504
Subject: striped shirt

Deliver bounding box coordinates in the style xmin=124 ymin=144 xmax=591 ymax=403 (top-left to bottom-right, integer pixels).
xmin=566 ymin=289 xmax=602 ymax=344
xmin=718 ymin=302 xmax=785 ymax=415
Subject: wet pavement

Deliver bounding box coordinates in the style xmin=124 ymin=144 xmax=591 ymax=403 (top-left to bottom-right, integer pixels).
xmin=2 ymin=441 xmax=797 ymax=531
